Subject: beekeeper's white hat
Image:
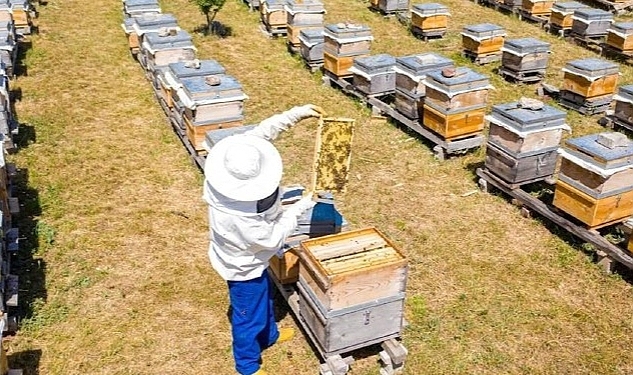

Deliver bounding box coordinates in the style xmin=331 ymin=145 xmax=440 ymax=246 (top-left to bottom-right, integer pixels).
xmin=205 ymin=134 xmax=282 ymax=201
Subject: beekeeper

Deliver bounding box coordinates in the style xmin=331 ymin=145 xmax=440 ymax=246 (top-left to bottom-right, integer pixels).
xmin=203 ymin=104 xmax=325 ymax=375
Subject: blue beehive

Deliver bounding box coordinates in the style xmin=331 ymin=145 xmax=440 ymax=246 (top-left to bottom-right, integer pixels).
xmin=572 ymin=8 xmax=613 ymax=37
xmin=299 ymin=28 xmax=324 ymax=63
xmin=351 ymin=54 xmax=396 ymax=95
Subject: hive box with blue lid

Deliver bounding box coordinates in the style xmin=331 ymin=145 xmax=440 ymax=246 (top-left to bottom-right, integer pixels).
xmin=550 ymin=2 xmax=587 ymax=29
xmin=461 ymin=23 xmax=506 ymax=55
xmin=350 ymin=54 xmax=396 ymax=96
xmin=606 ymin=22 xmax=633 ymax=53
xmin=285 ymin=0 xmax=324 ymax=25
xmin=422 ymin=99 xmax=486 ymax=140
xmin=613 ymin=85 xmax=633 ymax=125
xmin=571 ymin=8 xmax=613 ymax=38
xmin=521 ymin=0 xmax=555 ymax=17
xmin=0 ymin=30 xmax=15 ymax=77
xmin=554 ymin=133 xmax=633 ymax=227
xmin=299 ymin=28 xmax=324 ymax=64
xmin=323 ymin=23 xmax=372 ymax=56
xmin=123 ymin=0 xmax=161 ymax=18
xmin=158 ymin=59 xmax=226 ymax=109
xmin=562 ymin=58 xmax=619 ymax=99
xmin=141 ymin=30 xmax=196 ymax=76
xmin=501 ymin=38 xmax=550 ymax=72
xmin=394 ymin=53 xmax=453 ymax=98
xmin=123 ymin=13 xmax=179 ymax=54
xmin=376 ymin=0 xmax=408 ymax=13
xmin=7 ymin=0 xmax=30 ymax=32
xmin=411 ymin=3 xmax=449 ymax=32
xmin=423 ymin=67 xmax=490 ymax=111
xmin=260 ymin=0 xmax=287 ymax=28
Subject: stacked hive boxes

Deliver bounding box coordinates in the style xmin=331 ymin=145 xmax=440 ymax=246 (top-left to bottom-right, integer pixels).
xmin=571 ymin=8 xmax=613 ymax=40
xmin=410 ymin=3 xmax=449 ymax=40
xmin=393 ymin=53 xmax=454 ymax=119
xmin=349 ymin=54 xmax=396 ymax=97
xmin=260 ymin=0 xmax=288 ymax=36
xmin=0 ymin=17 xmax=15 ymax=78
xmin=549 ymin=2 xmax=587 ymax=35
xmin=499 ymin=38 xmax=550 ymax=83
xmin=560 ymin=58 xmax=619 ymax=115
xmin=422 ymin=67 xmax=490 ymax=141
xmin=553 ymin=133 xmax=633 ymax=228
xmin=297 ymin=228 xmax=408 ymax=355
xmin=485 ymin=99 xmax=569 ymax=184
xmin=323 ymin=23 xmax=372 ymax=79
xmin=140 ymin=29 xmax=197 ymax=82
xmin=299 ymin=28 xmax=324 ymax=69
xmin=285 ymin=0 xmax=324 ymax=53
xmin=123 ymin=0 xmax=161 ymax=18
xmin=612 ymin=85 xmax=633 ymax=128
xmin=121 ymin=13 xmax=179 ymax=57
xmin=521 ymin=0 xmax=554 ymax=19
xmin=606 ymin=22 xmax=633 ymax=55
xmin=0 ymin=66 xmax=14 ymax=152
xmin=461 ymin=23 xmax=506 ymax=64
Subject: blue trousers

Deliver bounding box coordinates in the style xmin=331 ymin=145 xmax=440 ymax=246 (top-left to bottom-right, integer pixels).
xmin=227 ymin=270 xmax=279 ymax=375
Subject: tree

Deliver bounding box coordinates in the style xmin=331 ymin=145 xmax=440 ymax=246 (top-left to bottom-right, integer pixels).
xmin=192 ymin=0 xmax=227 ymax=35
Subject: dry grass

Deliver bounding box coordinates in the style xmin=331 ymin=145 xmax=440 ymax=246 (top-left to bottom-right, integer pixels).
xmin=4 ymin=0 xmax=633 ymax=374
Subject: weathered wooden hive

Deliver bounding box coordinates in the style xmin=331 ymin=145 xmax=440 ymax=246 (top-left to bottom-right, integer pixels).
xmin=141 ymin=30 xmax=196 ymax=75
xmin=553 ymin=132 xmax=633 ymax=228
xmin=612 ymin=85 xmax=633 ymax=126
xmin=299 ymin=28 xmax=324 ymax=66
xmin=0 ymin=30 xmax=15 ymax=77
xmin=411 ymin=3 xmax=449 ymax=38
xmin=121 ymin=13 xmax=179 ymax=56
xmin=461 ymin=23 xmax=506 ymax=57
xmin=285 ymin=0 xmax=325 ymax=49
xmin=503 ymin=0 xmax=522 ymax=9
xmin=350 ymin=54 xmax=396 ymax=96
xmin=500 ymin=38 xmax=550 ymax=83
xmin=7 ymin=0 xmax=29 ymax=34
xmin=606 ymin=22 xmax=633 ymax=53
xmin=158 ymin=59 xmax=226 ymax=111
xmin=521 ymin=0 xmax=555 ymax=17
xmin=123 ymin=0 xmax=161 ymax=18
xmin=260 ymin=0 xmax=288 ymax=31
xmin=176 ymin=74 xmax=247 ymax=152
xmin=549 ymin=2 xmax=587 ymax=30
xmin=485 ymin=99 xmax=568 ymax=184
xmin=571 ymin=8 xmax=613 ymax=38
xmin=297 ymin=227 xmax=408 ymax=354
xmin=560 ymin=58 xmax=618 ymax=114
xmin=393 ymin=53 xmax=454 ymax=119
xmin=373 ymin=0 xmax=408 ymax=14
xmin=323 ymin=23 xmax=372 ymax=78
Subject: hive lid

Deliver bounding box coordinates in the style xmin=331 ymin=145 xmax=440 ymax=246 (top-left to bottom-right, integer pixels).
xmin=610 ymin=22 xmax=633 ymax=34
xmin=412 ymin=2 xmax=449 ymax=14
xmin=181 ymin=74 xmax=244 ymax=100
xmin=125 ymin=0 xmax=160 ymax=7
xmin=564 ymin=133 xmax=633 ymax=168
xmin=617 ymin=84 xmax=633 ymax=102
xmin=564 ymin=58 xmax=619 ymax=78
xmin=552 ymin=1 xmax=587 ymax=12
xmin=425 ymin=67 xmax=489 ymax=92
xmin=286 ymin=0 xmax=325 ymax=12
xmin=491 ymin=100 xmax=566 ymax=130
xmin=395 ymin=53 xmax=454 ymax=75
xmin=353 ymin=54 xmax=395 ymax=71
xmin=573 ymin=8 xmax=613 ymax=21
xmin=134 ymin=13 xmax=178 ymax=28
xmin=462 ymin=23 xmax=505 ymax=38
xmin=300 ymin=28 xmax=324 ymax=41
xmin=324 ymin=23 xmax=371 ymax=37
xmin=263 ymin=0 xmax=287 ymax=8
xmin=169 ymin=59 xmax=226 ymax=78
xmin=145 ymin=29 xmax=193 ymax=46
xmin=502 ymin=38 xmax=550 ymax=54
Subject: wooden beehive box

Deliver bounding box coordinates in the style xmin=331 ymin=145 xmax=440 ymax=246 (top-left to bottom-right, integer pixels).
xmin=562 ymin=58 xmax=619 ymax=99
xmin=606 ymin=22 xmax=633 ymax=52
xmin=123 ymin=0 xmax=161 ymax=18
xmin=126 ymin=13 xmax=179 ymax=53
xmin=554 ymin=133 xmax=633 ymax=228
xmin=261 ymin=0 xmax=287 ymax=27
xmin=461 ymin=23 xmax=506 ymax=55
xmin=424 ymin=67 xmax=490 ymax=111
xmin=323 ymin=23 xmax=372 ymax=57
xmin=395 ymin=53 xmax=454 ymax=98
xmin=501 ymin=38 xmax=550 ymax=72
xmin=8 ymin=0 xmax=28 ymax=29
xmin=142 ymin=30 xmax=196 ymax=72
xmin=299 ymin=28 xmax=324 ymax=64
xmin=350 ymin=54 xmax=396 ymax=96
xmin=394 ymin=90 xmax=423 ymax=119
xmin=613 ymin=85 xmax=633 ymax=125
xmin=411 ymin=3 xmax=449 ymax=31
xmin=485 ymin=144 xmax=558 ymax=184
xmin=287 ymin=24 xmax=322 ymax=47
xmin=377 ymin=0 xmax=409 ymax=13
xmin=312 ymin=117 xmax=355 ymax=193
xmin=571 ymin=8 xmax=613 ymax=38
xmin=160 ymin=59 xmax=226 ymax=109
xmin=549 ymin=2 xmax=587 ymax=29
xmin=323 ymin=51 xmax=368 ymax=78
xmin=422 ymin=101 xmax=486 ymax=140
xmin=285 ymin=0 xmax=324 ymax=26
xmin=522 ymin=0 xmax=554 ymax=16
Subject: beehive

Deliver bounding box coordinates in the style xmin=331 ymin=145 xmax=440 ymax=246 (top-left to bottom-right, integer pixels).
xmin=422 ymin=101 xmax=486 ymax=140
xmin=461 ymin=23 xmax=506 ymax=56
xmin=159 ymin=59 xmax=226 ymax=108
xmin=288 ymin=24 xmax=322 ymax=48
xmin=606 ymin=22 xmax=633 ymax=53
xmin=554 ymin=133 xmax=633 ymax=228
xmin=299 ymin=28 xmax=324 ymax=65
xmin=0 ymin=30 xmax=16 ymax=77
xmin=571 ymin=8 xmax=613 ymax=38
xmin=561 ymin=58 xmax=619 ymax=99
xmin=298 ymin=227 xmax=407 ymax=353
xmin=123 ymin=0 xmax=161 ymax=18
xmin=501 ymin=38 xmax=550 ymax=72
xmin=394 ymin=53 xmax=454 ymax=98
xmin=8 ymin=0 xmax=29 ymax=33
xmin=122 ymin=13 xmax=179 ymax=54
xmin=522 ymin=0 xmax=554 ymax=16
xmin=141 ymin=30 xmax=196 ymax=73
xmin=261 ymin=0 xmax=287 ymax=28
xmin=550 ymin=2 xmax=587 ymax=29
xmin=285 ymin=0 xmax=324 ymax=27
xmin=350 ymin=54 xmax=396 ymax=96
xmin=411 ymin=3 xmax=449 ymax=32
xmin=613 ymin=85 xmax=633 ymax=125
xmin=323 ymin=23 xmax=372 ymax=77
xmin=424 ymin=67 xmax=490 ymax=111
xmin=376 ymin=0 xmax=408 ymax=13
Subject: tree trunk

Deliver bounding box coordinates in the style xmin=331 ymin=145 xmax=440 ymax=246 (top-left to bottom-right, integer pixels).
xmin=205 ymin=12 xmax=211 ymax=35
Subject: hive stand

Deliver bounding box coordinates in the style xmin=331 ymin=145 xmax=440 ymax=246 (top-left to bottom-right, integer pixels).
xmin=259 ymin=23 xmax=288 ymax=38
xmin=600 ymin=44 xmax=633 ymax=64
xmin=499 ymin=67 xmax=545 ymax=84
xmin=516 ymin=9 xmax=549 ymax=27
xmin=567 ymin=33 xmax=606 ymax=53
xmin=462 ymin=50 xmax=502 ymax=65
xmin=476 ymin=167 xmax=633 ymax=274
xmin=599 ymin=114 xmax=633 ymax=133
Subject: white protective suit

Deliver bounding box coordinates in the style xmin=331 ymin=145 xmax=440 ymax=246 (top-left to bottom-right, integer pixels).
xmin=203 ymin=106 xmax=319 ymax=281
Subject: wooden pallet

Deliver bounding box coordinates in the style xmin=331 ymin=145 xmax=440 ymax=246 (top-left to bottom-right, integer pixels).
xmin=568 ymin=33 xmax=606 ymax=53
xmin=600 ymin=43 xmax=633 ymax=64
xmin=259 ymin=23 xmax=288 ymax=38
xmin=516 ymin=9 xmax=549 ymax=26
xmin=499 ymin=67 xmax=545 ymax=84
xmin=599 ymin=114 xmax=633 ymax=133
xmin=462 ymin=50 xmax=502 ymax=65
xmin=546 ymin=24 xmax=572 ymax=38
xmin=559 ymin=97 xmax=611 ymax=116
xmin=411 ymin=26 xmax=446 ymax=42
xmin=476 ymin=167 xmax=633 ymax=273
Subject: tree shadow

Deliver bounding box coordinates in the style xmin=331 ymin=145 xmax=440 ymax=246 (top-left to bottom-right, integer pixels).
xmin=193 ymin=21 xmax=233 ymax=38
xmin=8 ymin=348 xmax=41 ymax=375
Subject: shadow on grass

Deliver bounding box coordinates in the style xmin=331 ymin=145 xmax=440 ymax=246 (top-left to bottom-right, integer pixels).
xmin=13 ymin=39 xmax=31 ymax=78
xmin=8 ymin=348 xmax=41 ymax=375
xmin=193 ymin=21 xmax=233 ymax=38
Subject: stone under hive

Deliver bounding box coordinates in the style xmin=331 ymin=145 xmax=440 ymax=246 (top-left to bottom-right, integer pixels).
xmin=422 ymin=67 xmax=490 ymax=140
xmin=606 ymin=22 xmax=633 ymax=54
xmin=393 ymin=53 xmax=454 ymax=119
xmin=553 ymin=132 xmax=633 ymax=228
xmin=140 ymin=30 xmax=197 ymax=78
xmin=260 ymin=0 xmax=288 ymax=35
xmin=323 ymin=23 xmax=372 ymax=78
xmin=499 ymin=38 xmax=550 ymax=84
xmin=549 ymin=1 xmax=587 ymax=32
xmin=121 ymin=13 xmax=179 ymax=56
xmin=123 ymin=0 xmax=161 ymax=18
xmin=176 ymin=74 xmax=247 ymax=153
xmin=612 ymin=85 xmax=633 ymax=127
xmin=560 ymin=58 xmax=619 ymax=115
xmin=571 ymin=8 xmax=613 ymax=39
xmin=410 ymin=3 xmax=449 ymax=40
xmin=157 ymin=59 xmax=226 ymax=112
xmin=299 ymin=28 xmax=324 ymax=68
xmin=349 ymin=54 xmax=396 ymax=97
xmin=485 ymin=99 xmax=569 ymax=184
xmin=297 ymin=227 xmax=408 ymax=354
xmin=461 ymin=23 xmax=506 ymax=64
xmin=285 ymin=0 xmax=325 ymax=50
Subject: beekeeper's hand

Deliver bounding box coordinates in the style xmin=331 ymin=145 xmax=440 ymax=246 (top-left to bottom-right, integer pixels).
xmin=286 ymin=104 xmax=326 ymax=123
xmin=287 ymin=191 xmax=316 ymax=217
